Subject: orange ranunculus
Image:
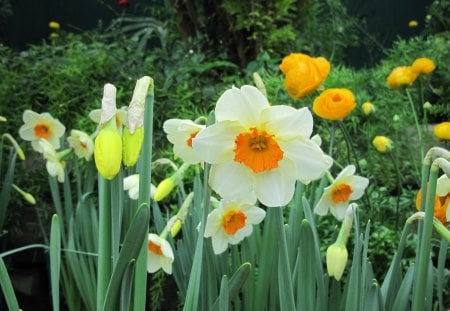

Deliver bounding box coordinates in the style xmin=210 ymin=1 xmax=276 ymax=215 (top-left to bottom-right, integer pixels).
xmin=433 ymin=122 xmax=450 ymax=140
xmin=411 ymin=57 xmax=436 ymax=75
xmin=312 ymin=88 xmax=356 ymax=120
xmin=386 ymin=66 xmax=418 ymax=88
xmin=280 ymin=53 xmax=330 ymax=99
xmin=416 ymin=187 xmax=450 ymax=225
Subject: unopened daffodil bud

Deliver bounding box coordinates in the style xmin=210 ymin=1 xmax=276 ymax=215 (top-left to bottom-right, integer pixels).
xmin=169 ymin=217 xmax=183 ymax=237
xmin=122 ymin=126 xmax=144 ymax=166
xmin=2 ymin=133 xmax=25 ymax=160
xmin=154 ymin=163 xmax=190 ymax=202
xmin=326 ymin=243 xmax=348 ymax=281
xmin=252 ymin=72 xmax=267 ymax=98
xmin=12 ymin=184 xmax=36 ymax=205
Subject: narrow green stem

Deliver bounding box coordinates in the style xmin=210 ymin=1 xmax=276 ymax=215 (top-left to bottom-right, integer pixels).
xmin=0 ymin=244 xmax=49 ymax=257
xmin=405 ymin=88 xmax=424 ymax=160
xmin=389 ymin=153 xmax=402 ymax=230
xmin=96 ymin=176 xmax=112 ymax=311
xmin=134 ymin=80 xmax=155 ymax=311
xmin=274 ymin=207 xmax=296 ymax=310
xmin=329 ymin=122 xmax=336 ymax=156
xmin=412 ymin=164 xmax=439 ymax=311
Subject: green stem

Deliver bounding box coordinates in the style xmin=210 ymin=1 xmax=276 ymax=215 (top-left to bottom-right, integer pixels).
xmin=274 ymin=207 xmax=296 ymax=310
xmin=0 ymin=244 xmax=49 ymax=257
xmin=96 ymin=176 xmax=112 ymax=311
xmin=389 ymin=153 xmax=402 ymax=230
xmin=412 ymin=163 xmax=438 ymax=311
xmin=405 ymin=88 xmax=424 ymax=160
xmin=133 ymin=80 xmax=154 ymax=311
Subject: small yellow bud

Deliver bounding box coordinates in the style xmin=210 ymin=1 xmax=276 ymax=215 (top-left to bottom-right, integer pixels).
xmin=408 ymin=20 xmax=418 ymax=28
xmin=122 ymin=126 xmax=144 ymax=167
xmin=94 ymin=120 xmax=122 ymax=180
xmin=423 ymin=101 xmax=432 ymax=110
xmin=154 ymin=178 xmax=176 ymax=202
xmin=49 ymin=21 xmax=60 ymax=30
xmin=372 ymin=136 xmax=393 ymax=153
xmin=12 ymin=184 xmax=36 ymax=205
xmin=2 ymin=134 xmax=25 ymax=161
xmin=326 ymin=243 xmax=348 ymax=281
xmin=361 ymin=102 xmax=375 ymax=116
xmin=170 ymin=219 xmax=183 ymax=237
xmin=0 ymin=116 xmax=6 ymax=122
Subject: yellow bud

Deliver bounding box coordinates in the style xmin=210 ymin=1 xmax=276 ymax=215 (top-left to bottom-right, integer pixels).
xmin=12 ymin=184 xmax=36 ymax=205
xmin=2 ymin=134 xmax=25 ymax=161
xmin=170 ymin=219 xmax=183 ymax=237
xmin=0 ymin=116 xmax=6 ymax=122
xmin=361 ymin=102 xmax=375 ymax=116
xmin=326 ymin=243 xmax=348 ymax=281
xmin=154 ymin=178 xmax=176 ymax=202
xmin=49 ymin=21 xmax=60 ymax=30
xmin=122 ymin=126 xmax=144 ymax=167
xmin=372 ymin=136 xmax=393 ymax=153
xmin=94 ymin=121 xmax=122 ymax=180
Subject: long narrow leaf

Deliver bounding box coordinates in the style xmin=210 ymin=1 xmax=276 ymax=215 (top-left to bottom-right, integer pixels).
xmin=0 ymin=256 xmax=19 ymax=310
xmin=50 ymin=214 xmax=61 ymax=311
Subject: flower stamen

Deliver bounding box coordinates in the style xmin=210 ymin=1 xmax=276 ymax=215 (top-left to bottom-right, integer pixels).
xmin=332 ymin=184 xmax=353 ymax=203
xmin=34 ymin=123 xmax=51 ymax=138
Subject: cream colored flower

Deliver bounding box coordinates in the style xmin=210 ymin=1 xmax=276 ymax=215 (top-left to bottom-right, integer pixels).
xmin=315 ymin=165 xmax=369 ymax=220
xmin=123 ymin=174 xmax=156 ymax=200
xmin=204 ymin=198 xmax=265 ymax=254
xmin=38 ymin=139 xmax=65 ymax=183
xmin=147 ymin=234 xmax=174 ymax=274
xmin=192 ymin=85 xmax=333 ymax=207
xmin=163 ymin=119 xmax=205 ymax=164
xmin=67 ymin=130 xmax=94 ymax=161
xmin=19 ymin=110 xmax=66 ymax=152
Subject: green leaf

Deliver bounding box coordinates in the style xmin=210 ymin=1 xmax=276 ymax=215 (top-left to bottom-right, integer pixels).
xmin=0 ymin=256 xmax=19 ymax=310
xmin=50 ymin=214 xmax=61 ymax=311
xmin=392 ymin=265 xmax=414 ymax=310
xmin=219 ymin=275 xmax=229 ymax=311
xmin=296 ymin=219 xmax=316 ymax=310
xmin=120 ymin=259 xmax=136 ymax=311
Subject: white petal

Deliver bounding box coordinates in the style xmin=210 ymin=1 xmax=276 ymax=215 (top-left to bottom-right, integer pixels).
xmin=335 ymin=165 xmax=356 ymax=180
xmin=437 ymin=175 xmax=450 ymax=197
xmin=215 ymin=85 xmax=268 ymax=127
xmin=160 ymin=257 xmax=173 ymax=274
xmin=209 ymin=161 xmax=254 ymax=200
xmin=279 ymin=137 xmax=333 ymax=182
xmin=330 ymin=202 xmax=349 ymax=221
xmin=192 ymin=121 xmax=242 ymax=164
xmin=253 ymin=160 xmax=297 ymax=207
xmin=348 ymin=176 xmax=369 ymax=200
xmin=263 ymin=106 xmax=313 ymax=139
xmin=99 ymin=84 xmax=117 ymax=126
xmin=18 ymin=125 xmax=37 ymax=141
xmin=243 ymin=206 xmax=266 ymax=224
xmin=204 ymin=209 xmax=222 ymax=238
xmin=211 ymin=232 xmax=229 ymax=254
xmin=147 ymin=253 xmax=161 ymax=273
xmin=22 ymin=110 xmax=40 ymax=123
xmin=314 ymin=193 xmax=332 ymax=216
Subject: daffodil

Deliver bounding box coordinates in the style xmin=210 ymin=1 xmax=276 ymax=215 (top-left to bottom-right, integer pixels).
xmin=123 ymin=174 xmax=156 ymax=200
xmin=19 ymin=110 xmax=66 ymax=152
xmin=38 ymin=139 xmax=67 ymax=183
xmin=433 ymin=122 xmax=450 ymax=140
xmin=372 ymin=136 xmax=393 ymax=153
xmin=163 ymin=119 xmax=205 ymax=164
xmin=204 ymin=197 xmax=265 ymax=254
xmin=147 ymin=233 xmax=174 ymax=274
xmin=315 ymin=165 xmax=369 ymax=220
xmin=67 ymin=130 xmax=94 ymax=161
xmin=416 ymin=175 xmax=450 ymax=225
xmin=192 ymin=85 xmax=333 ymax=207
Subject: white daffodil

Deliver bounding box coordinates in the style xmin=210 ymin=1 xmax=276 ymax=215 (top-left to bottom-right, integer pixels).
xmin=192 ymin=85 xmax=332 ymax=207
xmin=314 ymin=165 xmax=369 ymax=220
xmin=123 ymin=174 xmax=156 ymax=200
xmin=204 ymin=198 xmax=265 ymax=254
xmin=163 ymin=119 xmax=205 ymax=164
xmin=19 ymin=110 xmax=66 ymax=152
xmin=67 ymin=130 xmax=94 ymax=161
xmin=39 ymin=139 xmax=65 ymax=183
xmin=147 ymin=233 xmax=174 ymax=274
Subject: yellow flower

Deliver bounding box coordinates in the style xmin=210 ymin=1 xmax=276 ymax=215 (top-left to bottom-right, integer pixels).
xmin=19 ymin=110 xmax=66 ymax=152
xmin=361 ymin=101 xmax=375 ymax=116
xmin=372 ymin=136 xmax=393 ymax=153
xmin=67 ymin=130 xmax=94 ymax=161
xmin=434 ymin=122 xmax=450 ymax=140
xmin=280 ymin=53 xmax=330 ymax=99
xmin=326 ymin=243 xmax=348 ymax=281
xmin=386 ymin=66 xmax=418 ymax=88
xmin=49 ymin=21 xmax=60 ymax=30
xmin=411 ymin=57 xmax=436 ymax=75
xmin=50 ymin=33 xmax=59 ymax=39
xmin=408 ymin=20 xmax=418 ymax=28
xmin=312 ymin=88 xmax=356 ymax=120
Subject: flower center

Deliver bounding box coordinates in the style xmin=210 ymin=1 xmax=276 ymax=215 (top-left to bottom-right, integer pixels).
xmin=234 ymin=128 xmax=284 ymax=173
xmin=80 ymin=141 xmax=87 ymax=149
xmin=331 ymin=184 xmax=353 ymax=203
xmin=332 ymin=94 xmax=342 ymax=102
xmin=34 ymin=123 xmax=51 ymax=138
xmin=186 ymin=131 xmax=199 ymax=147
xmin=148 ymin=240 xmax=163 ymax=256
xmin=222 ymin=209 xmax=247 ymax=235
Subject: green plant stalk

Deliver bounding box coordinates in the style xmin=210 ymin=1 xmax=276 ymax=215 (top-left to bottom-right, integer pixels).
xmin=0 ymin=256 xmax=19 ymax=310
xmin=134 ymin=80 xmax=154 ymax=311
xmin=411 ymin=163 xmax=438 ymax=311
xmin=274 ymin=207 xmax=296 ymax=310
xmin=389 ymin=152 xmax=402 ymax=230
xmin=96 ymin=176 xmax=112 ymax=311
xmin=405 ymin=88 xmax=424 ymax=160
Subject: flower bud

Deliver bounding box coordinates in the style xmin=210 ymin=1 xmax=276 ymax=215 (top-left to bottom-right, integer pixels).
xmin=361 ymin=102 xmax=375 ymax=116
xmin=122 ymin=126 xmax=144 ymax=167
xmin=423 ymin=101 xmax=432 ymax=111
xmin=326 ymin=243 xmax=348 ymax=281
xmin=94 ymin=118 xmax=122 ymax=180
xmin=372 ymin=136 xmax=393 ymax=153
xmin=12 ymin=184 xmax=36 ymax=205
xmin=154 ymin=177 xmax=176 ymax=202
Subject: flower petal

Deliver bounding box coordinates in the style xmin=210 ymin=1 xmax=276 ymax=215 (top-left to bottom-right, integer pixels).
xmin=209 ymin=161 xmax=254 ymax=199
xmin=330 ymin=202 xmax=349 ymax=221
xmin=211 ymin=232 xmax=229 ymax=254
xmin=263 ymin=106 xmax=314 ymax=139
xmin=22 ymin=110 xmax=40 ymax=123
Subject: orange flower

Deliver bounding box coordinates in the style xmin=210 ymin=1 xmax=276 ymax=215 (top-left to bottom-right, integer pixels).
xmin=411 ymin=57 xmax=436 ymax=75
xmin=433 ymin=122 xmax=450 ymax=140
xmin=416 ymin=187 xmax=450 ymax=225
xmin=386 ymin=66 xmax=418 ymax=88
xmin=280 ymin=53 xmax=330 ymax=99
xmin=312 ymin=88 xmax=356 ymax=120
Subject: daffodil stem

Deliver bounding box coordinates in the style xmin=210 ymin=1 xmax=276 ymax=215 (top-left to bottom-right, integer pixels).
xmin=412 ymin=163 xmax=438 ymax=311
xmin=405 ymin=88 xmax=424 ymax=160
xmin=274 ymin=207 xmax=296 ymax=310
xmin=389 ymin=153 xmax=402 ymax=230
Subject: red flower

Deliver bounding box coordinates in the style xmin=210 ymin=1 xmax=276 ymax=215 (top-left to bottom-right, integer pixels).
xmin=118 ymin=0 xmax=129 ymax=7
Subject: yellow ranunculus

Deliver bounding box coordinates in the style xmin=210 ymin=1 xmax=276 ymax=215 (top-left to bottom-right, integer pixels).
xmin=312 ymin=88 xmax=356 ymax=120
xmin=408 ymin=20 xmax=418 ymax=28
xmin=434 ymin=122 xmax=450 ymax=140
xmin=412 ymin=57 xmax=436 ymax=75
xmin=361 ymin=101 xmax=375 ymax=116
xmin=49 ymin=21 xmax=60 ymax=30
xmin=372 ymin=136 xmax=393 ymax=153
xmin=386 ymin=66 xmax=418 ymax=88
xmin=94 ymin=120 xmax=123 ymax=180
xmin=280 ymin=53 xmax=330 ymax=99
